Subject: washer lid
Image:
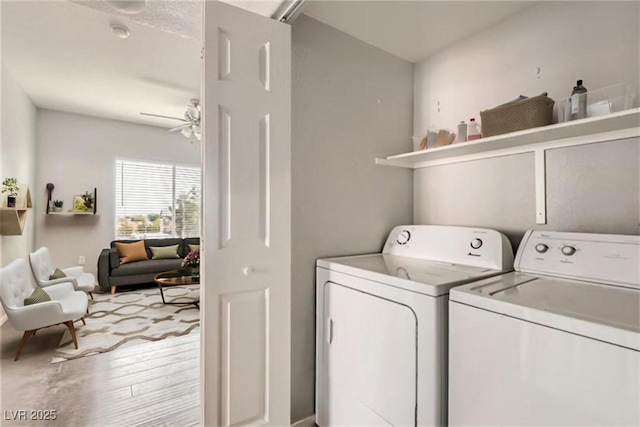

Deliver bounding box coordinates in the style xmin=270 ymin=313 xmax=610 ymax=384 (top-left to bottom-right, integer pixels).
xmin=317 ymin=253 xmax=509 ymax=297
xmin=451 ymin=272 xmax=640 ymax=351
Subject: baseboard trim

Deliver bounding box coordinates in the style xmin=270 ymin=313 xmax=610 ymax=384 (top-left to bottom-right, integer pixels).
xmin=291 ymin=414 xmax=316 ymax=427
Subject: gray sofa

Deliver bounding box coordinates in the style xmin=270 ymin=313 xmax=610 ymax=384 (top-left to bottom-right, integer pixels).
xmin=97 ymin=237 xmax=199 ymax=293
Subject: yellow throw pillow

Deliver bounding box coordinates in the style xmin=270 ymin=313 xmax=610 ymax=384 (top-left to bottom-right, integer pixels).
xmin=114 ymin=240 xmax=149 ymax=264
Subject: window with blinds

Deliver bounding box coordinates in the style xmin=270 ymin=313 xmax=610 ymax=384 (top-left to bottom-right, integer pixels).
xmin=115 ymin=159 xmax=201 ymax=240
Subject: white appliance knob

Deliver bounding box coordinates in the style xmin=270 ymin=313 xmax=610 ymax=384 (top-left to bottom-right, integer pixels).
xmin=470 ymin=238 xmax=483 ymax=250
xmin=535 ymin=244 xmax=549 ymax=253
xmin=243 ymin=266 xmax=254 ymax=276
xmin=396 ymin=230 xmax=411 ymax=245
xmin=561 ymin=246 xmax=577 ymax=256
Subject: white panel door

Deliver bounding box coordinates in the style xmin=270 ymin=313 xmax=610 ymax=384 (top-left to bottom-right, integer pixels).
xmin=201 ymin=2 xmax=291 ymax=426
xmin=325 ymin=283 xmax=417 ymax=426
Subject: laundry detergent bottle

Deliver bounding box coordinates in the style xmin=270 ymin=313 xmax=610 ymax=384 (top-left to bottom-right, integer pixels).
xmin=467 ymin=118 xmax=482 ymax=140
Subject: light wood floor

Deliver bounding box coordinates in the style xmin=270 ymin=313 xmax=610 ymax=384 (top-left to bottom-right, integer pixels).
xmin=1 ymin=318 xmax=200 ymax=426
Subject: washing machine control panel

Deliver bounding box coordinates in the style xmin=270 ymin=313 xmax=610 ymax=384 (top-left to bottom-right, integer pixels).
xmin=535 ymin=243 xmax=549 ymax=253
xmin=396 ymin=229 xmax=411 ymax=245
xmin=516 ymin=230 xmax=640 ymax=287
xmin=470 ymin=238 xmax=483 ymax=250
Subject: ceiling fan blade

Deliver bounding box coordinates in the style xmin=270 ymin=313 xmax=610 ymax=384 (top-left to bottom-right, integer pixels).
xmin=140 ymin=112 xmax=187 ymax=122
xmin=169 ymin=123 xmax=190 ymax=132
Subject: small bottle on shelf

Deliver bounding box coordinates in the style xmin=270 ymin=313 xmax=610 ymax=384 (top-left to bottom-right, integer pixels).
xmin=457 ymin=121 xmax=468 ymax=142
xmin=570 ymin=79 xmax=588 ymax=120
xmin=467 ymin=118 xmax=482 ymax=140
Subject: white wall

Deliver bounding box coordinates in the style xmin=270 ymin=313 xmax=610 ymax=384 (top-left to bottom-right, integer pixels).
xmin=35 ymin=109 xmax=200 ymax=278
xmin=291 ymin=15 xmax=414 ymax=423
xmin=414 ymin=2 xmax=640 ymax=137
xmin=413 ymin=2 xmax=640 ymax=248
xmin=1 ymin=67 xmax=37 ymax=268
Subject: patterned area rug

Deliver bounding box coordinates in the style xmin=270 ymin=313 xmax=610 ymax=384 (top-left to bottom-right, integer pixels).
xmin=51 ymin=286 xmax=200 ymax=363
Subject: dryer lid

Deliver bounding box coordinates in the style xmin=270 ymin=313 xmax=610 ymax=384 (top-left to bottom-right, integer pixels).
xmin=318 ymin=253 xmax=508 ymax=297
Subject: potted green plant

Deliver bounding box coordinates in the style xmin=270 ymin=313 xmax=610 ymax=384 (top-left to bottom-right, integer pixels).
xmin=81 ymin=191 xmax=94 ymax=210
xmin=2 ymin=178 xmax=19 ymax=208
xmin=52 ymin=199 xmax=64 ymax=212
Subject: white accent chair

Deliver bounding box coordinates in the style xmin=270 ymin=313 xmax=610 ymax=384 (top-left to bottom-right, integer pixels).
xmin=0 ymin=259 xmax=88 ymax=361
xmin=29 ymin=247 xmax=95 ymax=299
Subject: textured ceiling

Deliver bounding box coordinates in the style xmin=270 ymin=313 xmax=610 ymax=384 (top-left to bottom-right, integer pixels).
xmin=2 ymin=0 xmax=202 ymax=129
xmin=69 ymin=0 xmax=203 ymax=41
xmin=70 ymin=0 xmax=286 ymax=41
xmin=4 ymin=0 xmax=534 ymax=129
xmin=2 ymin=0 xmax=285 ymax=129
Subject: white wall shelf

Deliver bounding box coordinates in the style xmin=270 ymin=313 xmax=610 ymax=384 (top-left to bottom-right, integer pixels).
xmin=46 ymin=211 xmax=98 ymax=216
xmin=0 ymin=184 xmax=33 ymax=236
xmin=376 ymin=108 xmax=640 ymax=225
xmin=376 ymin=108 xmax=640 ymax=169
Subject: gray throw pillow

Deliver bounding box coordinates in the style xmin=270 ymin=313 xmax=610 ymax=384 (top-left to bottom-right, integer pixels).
xmin=24 ymin=287 xmax=51 ymax=306
xmin=150 ymin=244 xmax=181 ymax=260
xmin=49 ymin=268 xmax=66 ymax=280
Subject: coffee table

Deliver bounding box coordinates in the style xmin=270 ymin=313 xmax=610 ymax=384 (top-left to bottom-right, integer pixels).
xmin=153 ymin=270 xmax=200 ymax=308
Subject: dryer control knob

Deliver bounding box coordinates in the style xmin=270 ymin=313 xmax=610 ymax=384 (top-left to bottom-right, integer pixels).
xmin=396 ymin=230 xmax=411 ymax=245
xmin=535 ymin=244 xmax=549 ymax=253
xmin=561 ymin=245 xmax=577 ymax=256
xmin=470 ymin=238 xmax=483 ymax=250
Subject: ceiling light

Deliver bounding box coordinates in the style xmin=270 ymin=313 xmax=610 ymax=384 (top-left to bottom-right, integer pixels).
xmin=106 ymin=0 xmax=146 ymax=15
xmin=110 ymin=23 xmax=130 ymax=39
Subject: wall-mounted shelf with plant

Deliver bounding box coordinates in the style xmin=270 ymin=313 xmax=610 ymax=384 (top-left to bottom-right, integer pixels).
xmin=45 ymin=184 xmax=97 ymax=215
xmin=1 ymin=179 xmax=33 ymax=236
xmin=2 ymin=178 xmax=19 ymax=207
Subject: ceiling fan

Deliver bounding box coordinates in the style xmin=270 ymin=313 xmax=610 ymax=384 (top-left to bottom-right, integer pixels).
xmin=141 ymin=99 xmax=201 ymax=140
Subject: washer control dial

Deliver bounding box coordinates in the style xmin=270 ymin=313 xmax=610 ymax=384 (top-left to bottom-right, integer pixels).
xmin=470 ymin=238 xmax=483 ymax=250
xmin=396 ymin=230 xmax=411 ymax=245
xmin=535 ymin=244 xmax=549 ymax=253
xmin=561 ymin=245 xmax=577 ymax=256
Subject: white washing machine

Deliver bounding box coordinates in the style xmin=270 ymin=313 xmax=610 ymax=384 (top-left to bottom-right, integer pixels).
xmin=315 ymin=225 xmax=514 ymax=426
xmin=449 ymin=230 xmax=640 ymax=426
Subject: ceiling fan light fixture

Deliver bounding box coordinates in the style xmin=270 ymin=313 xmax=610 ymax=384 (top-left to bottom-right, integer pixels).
xmin=140 ymin=99 xmax=201 ymax=141
xmin=110 ymin=22 xmax=130 ymax=39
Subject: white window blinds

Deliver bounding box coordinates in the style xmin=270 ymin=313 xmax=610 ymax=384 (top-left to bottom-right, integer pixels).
xmin=115 ymin=159 xmax=201 ymax=239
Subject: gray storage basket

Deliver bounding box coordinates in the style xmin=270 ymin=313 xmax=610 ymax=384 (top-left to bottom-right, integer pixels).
xmin=480 ymin=94 xmax=555 ymax=137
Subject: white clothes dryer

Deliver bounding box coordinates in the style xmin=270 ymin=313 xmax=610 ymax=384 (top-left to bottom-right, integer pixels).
xmin=316 ymin=225 xmax=514 ymax=426
xmin=449 ymin=230 xmax=640 ymax=426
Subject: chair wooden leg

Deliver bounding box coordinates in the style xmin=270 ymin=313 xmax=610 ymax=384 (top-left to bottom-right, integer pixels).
xmin=81 ymin=317 xmax=86 ymax=326
xmin=89 ymin=292 xmax=94 ymax=300
xmin=15 ymin=330 xmax=36 ymax=361
xmin=64 ymin=321 xmax=79 ymax=349
xmin=110 ymin=285 xmax=116 ymax=295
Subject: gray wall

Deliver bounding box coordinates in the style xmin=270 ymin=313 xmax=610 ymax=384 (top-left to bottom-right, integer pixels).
xmin=34 ymin=109 xmax=200 ymax=277
xmin=415 ymin=139 xmax=640 ymax=250
xmin=291 ymin=15 xmax=414 ymax=422
xmin=413 ymin=1 xmax=640 ymax=249
xmin=1 ymin=66 xmax=37 ymax=267
xmin=414 ymin=1 xmax=640 ymax=136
